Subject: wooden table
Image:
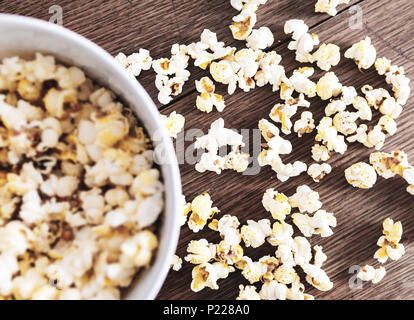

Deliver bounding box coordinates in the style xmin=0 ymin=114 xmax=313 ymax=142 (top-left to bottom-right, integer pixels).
xmin=2 ymin=0 xmax=413 ymax=300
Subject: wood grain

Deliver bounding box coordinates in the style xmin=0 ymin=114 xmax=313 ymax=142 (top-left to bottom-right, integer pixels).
xmin=1 ymin=0 xmax=413 ymax=300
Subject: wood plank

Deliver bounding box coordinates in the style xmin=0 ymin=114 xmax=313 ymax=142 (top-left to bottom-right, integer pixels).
xmin=157 ymin=0 xmax=414 ymax=300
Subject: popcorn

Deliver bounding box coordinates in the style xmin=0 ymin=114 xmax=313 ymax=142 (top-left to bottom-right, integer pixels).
xmin=195 ymin=76 xmax=226 ymax=113
xmin=311 ymin=144 xmax=331 ymax=162
xmin=307 ymin=163 xmax=332 ymax=182
xmin=287 ymin=67 xmax=317 ymax=98
xmin=315 ymin=0 xmax=350 ymax=16
xmin=259 ymin=280 xmax=288 ymax=300
xmin=345 ymin=162 xmax=377 ymax=189
xmin=375 ymin=57 xmax=392 ymax=76
xmin=267 ymin=221 xmax=294 ymax=247
xmin=171 ymin=254 xmax=183 ymax=271
xmin=313 ymin=245 xmax=327 ymax=268
xmin=236 ymin=255 xmax=279 ymax=284
xmin=153 ymin=44 xmax=190 ymax=104
xmin=236 ymin=284 xmax=261 ymax=300
xmin=254 ymin=51 xmax=287 ymax=91
xmin=230 ymin=10 xmax=257 ymax=40
xmin=285 ymin=20 xmax=319 ymax=63
xmin=185 ymin=239 xmax=216 ymax=264
xmin=315 ymin=117 xmax=347 ymax=154
xmin=293 ymin=111 xmax=315 ymax=138
xmin=216 ymin=241 xmax=244 ymax=265
xmin=357 ymin=265 xmax=386 ymax=284
xmin=302 ymin=263 xmax=333 ymax=291
xmin=374 ymin=218 xmax=405 ymax=264
xmin=289 ymin=185 xmax=322 ymax=214
xmin=352 ymin=96 xmax=372 ymax=121
xmin=364 ymin=125 xmax=386 ymax=150
xmin=246 ymin=27 xmax=274 ymax=50
xmin=160 ymin=111 xmax=185 ymax=138
xmin=292 ymin=210 xmax=337 ymax=238
xmin=210 ymin=56 xmax=239 ymax=95
xmin=230 ymin=0 xmax=268 ymax=12
xmin=191 ymin=262 xmax=235 ymax=292
xmin=241 ymin=219 xmax=272 ymax=248
xmin=312 ymin=43 xmax=341 ymax=71
xmin=344 ymin=37 xmax=376 ymax=70
xmin=273 ymin=264 xmax=297 ymax=285
xmin=262 ymin=188 xmax=291 ymax=221
xmin=114 ymin=49 xmax=152 ymax=77
xmin=195 ymin=118 xmax=249 ymax=174
xmin=370 ymin=150 xmax=409 ymax=179
xmin=188 ymin=29 xmax=235 ymax=70
xmin=216 ymin=214 xmax=242 ymax=245
xmin=316 ymin=72 xmax=342 ymax=100
xmin=187 ymin=193 xmax=219 ymax=233
xmin=378 ymin=115 xmax=397 ymax=136
xmin=384 ymin=63 xmax=411 ymax=106
xmin=179 ymin=195 xmax=192 ymax=226
xmin=332 ymin=111 xmax=359 ymax=136
xmin=233 ymin=48 xmax=261 ymax=92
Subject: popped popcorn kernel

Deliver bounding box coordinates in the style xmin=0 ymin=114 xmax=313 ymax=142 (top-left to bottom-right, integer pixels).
xmin=187 ymin=193 xmax=219 ymax=233
xmin=316 ymin=72 xmax=342 ymax=100
xmin=370 ymin=150 xmax=409 ymax=178
xmin=289 ymin=185 xmax=322 ymax=214
xmin=246 ymin=27 xmax=274 ymax=50
xmin=344 ymin=37 xmax=377 ymax=70
xmin=115 ymin=49 xmax=152 ymax=77
xmin=294 ymin=111 xmax=315 ymax=137
xmin=357 ymin=265 xmax=386 ymax=284
xmin=374 ymin=218 xmax=405 ymax=264
xmin=170 ymin=254 xmax=183 ymax=271
xmin=375 ymin=57 xmax=391 ymax=75
xmin=315 ymin=0 xmax=350 ymax=16
xmin=236 ymin=284 xmax=261 ymax=300
xmin=311 ymin=144 xmax=331 ymax=162
xmin=307 ymin=163 xmax=332 ymax=182
xmin=262 ymin=188 xmax=291 ymax=221
xmin=285 ymin=20 xmax=319 ymax=64
xmin=345 ymin=162 xmax=377 ymax=189
xmin=241 ymin=219 xmax=272 ymax=248
xmin=191 ymin=262 xmax=235 ymax=292
xmin=160 ymin=111 xmax=185 ymax=138
xmin=292 ymin=210 xmax=337 ymax=238
xmin=332 ymin=111 xmax=359 ymax=136
xmin=315 ymin=116 xmax=347 ymax=154
xmin=195 ymin=76 xmax=226 ymax=113
xmin=312 ymin=43 xmax=341 ymax=71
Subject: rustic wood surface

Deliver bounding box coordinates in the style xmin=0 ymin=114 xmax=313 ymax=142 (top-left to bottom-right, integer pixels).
xmin=1 ymin=0 xmax=413 ymax=300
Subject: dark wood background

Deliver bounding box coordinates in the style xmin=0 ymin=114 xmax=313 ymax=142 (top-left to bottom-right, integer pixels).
xmin=1 ymin=0 xmax=413 ymax=300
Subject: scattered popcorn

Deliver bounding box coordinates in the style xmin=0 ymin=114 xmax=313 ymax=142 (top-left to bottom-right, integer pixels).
xmin=316 ymin=72 xmax=342 ymax=100
xmin=0 ymin=54 xmax=164 ymax=300
xmin=332 ymin=111 xmax=360 ymax=136
xmin=241 ymin=219 xmax=272 ymax=248
xmin=267 ymin=221 xmax=294 ymax=247
xmin=179 ymin=195 xmax=192 ymax=226
xmin=285 ymin=20 xmax=319 ymax=63
xmin=357 ymin=265 xmax=386 ymax=284
xmin=286 ymin=67 xmax=317 ymax=98
xmin=344 ymin=37 xmax=376 ymax=70
xmin=195 ymin=76 xmax=226 ymax=113
xmin=292 ymin=210 xmax=337 ymax=237
xmin=352 ymin=96 xmax=372 ymax=121
xmin=114 ymin=49 xmax=152 ymax=77
xmin=315 ymin=0 xmax=350 ymax=16
xmin=307 ymin=163 xmax=332 ymax=182
xmin=294 ymin=111 xmax=315 ymax=138
xmin=345 ymin=162 xmax=377 ymax=189
xmin=312 ymin=43 xmax=341 ymax=71
xmin=374 ymin=218 xmax=405 ymax=264
xmin=195 ymin=118 xmax=249 ymax=174
xmin=160 ymin=111 xmax=185 ymax=138
xmin=369 ymin=150 xmax=409 ymax=179
xmin=153 ymin=44 xmax=190 ymax=104
xmin=187 ymin=193 xmax=219 ymax=233
xmin=311 ymin=144 xmax=331 ymax=162
xmin=246 ymin=27 xmax=274 ymax=50
xmin=255 ymin=51 xmax=287 ymax=91
xmin=347 ymin=124 xmax=368 ymax=144
xmin=191 ymin=262 xmax=235 ymax=292
xmin=262 ymin=188 xmax=291 ymax=221
xmin=187 ymin=29 xmax=234 ymax=71
xmin=315 ymin=117 xmax=347 ymax=154
xmin=216 ymin=215 xmax=242 ymax=245
xmin=259 ymin=280 xmax=288 ymax=300
xmin=289 ymin=185 xmax=322 ymax=214
xmin=236 ymin=255 xmax=279 ymax=284
xmin=363 ymin=125 xmax=386 ymax=150
xmin=185 ymin=239 xmax=216 ymax=264
xmin=171 ymin=254 xmax=183 ymax=271
xmin=378 ymin=115 xmax=397 ymax=136
xmin=384 ymin=63 xmax=411 ymax=106
xmin=236 ymin=284 xmax=261 ymax=300
xmin=230 ymin=0 xmax=268 ymax=12
xmin=302 ymin=262 xmax=333 ymax=291
xmin=230 ymin=10 xmax=257 ymax=40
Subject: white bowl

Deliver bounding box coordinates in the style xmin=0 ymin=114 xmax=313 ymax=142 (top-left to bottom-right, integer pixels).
xmin=0 ymin=14 xmax=182 ymax=300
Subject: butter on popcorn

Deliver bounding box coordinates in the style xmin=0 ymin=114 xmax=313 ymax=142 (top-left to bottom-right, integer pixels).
xmin=345 ymin=162 xmax=377 ymax=189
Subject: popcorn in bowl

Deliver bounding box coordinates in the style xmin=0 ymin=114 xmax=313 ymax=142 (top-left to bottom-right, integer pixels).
xmin=0 ymin=53 xmax=165 ymax=300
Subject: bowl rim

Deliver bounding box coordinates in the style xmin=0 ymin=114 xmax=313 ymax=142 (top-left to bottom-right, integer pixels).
xmin=0 ymin=13 xmax=182 ymax=300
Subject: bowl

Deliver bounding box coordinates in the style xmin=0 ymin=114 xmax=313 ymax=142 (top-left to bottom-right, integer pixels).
xmin=0 ymin=14 xmax=182 ymax=300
